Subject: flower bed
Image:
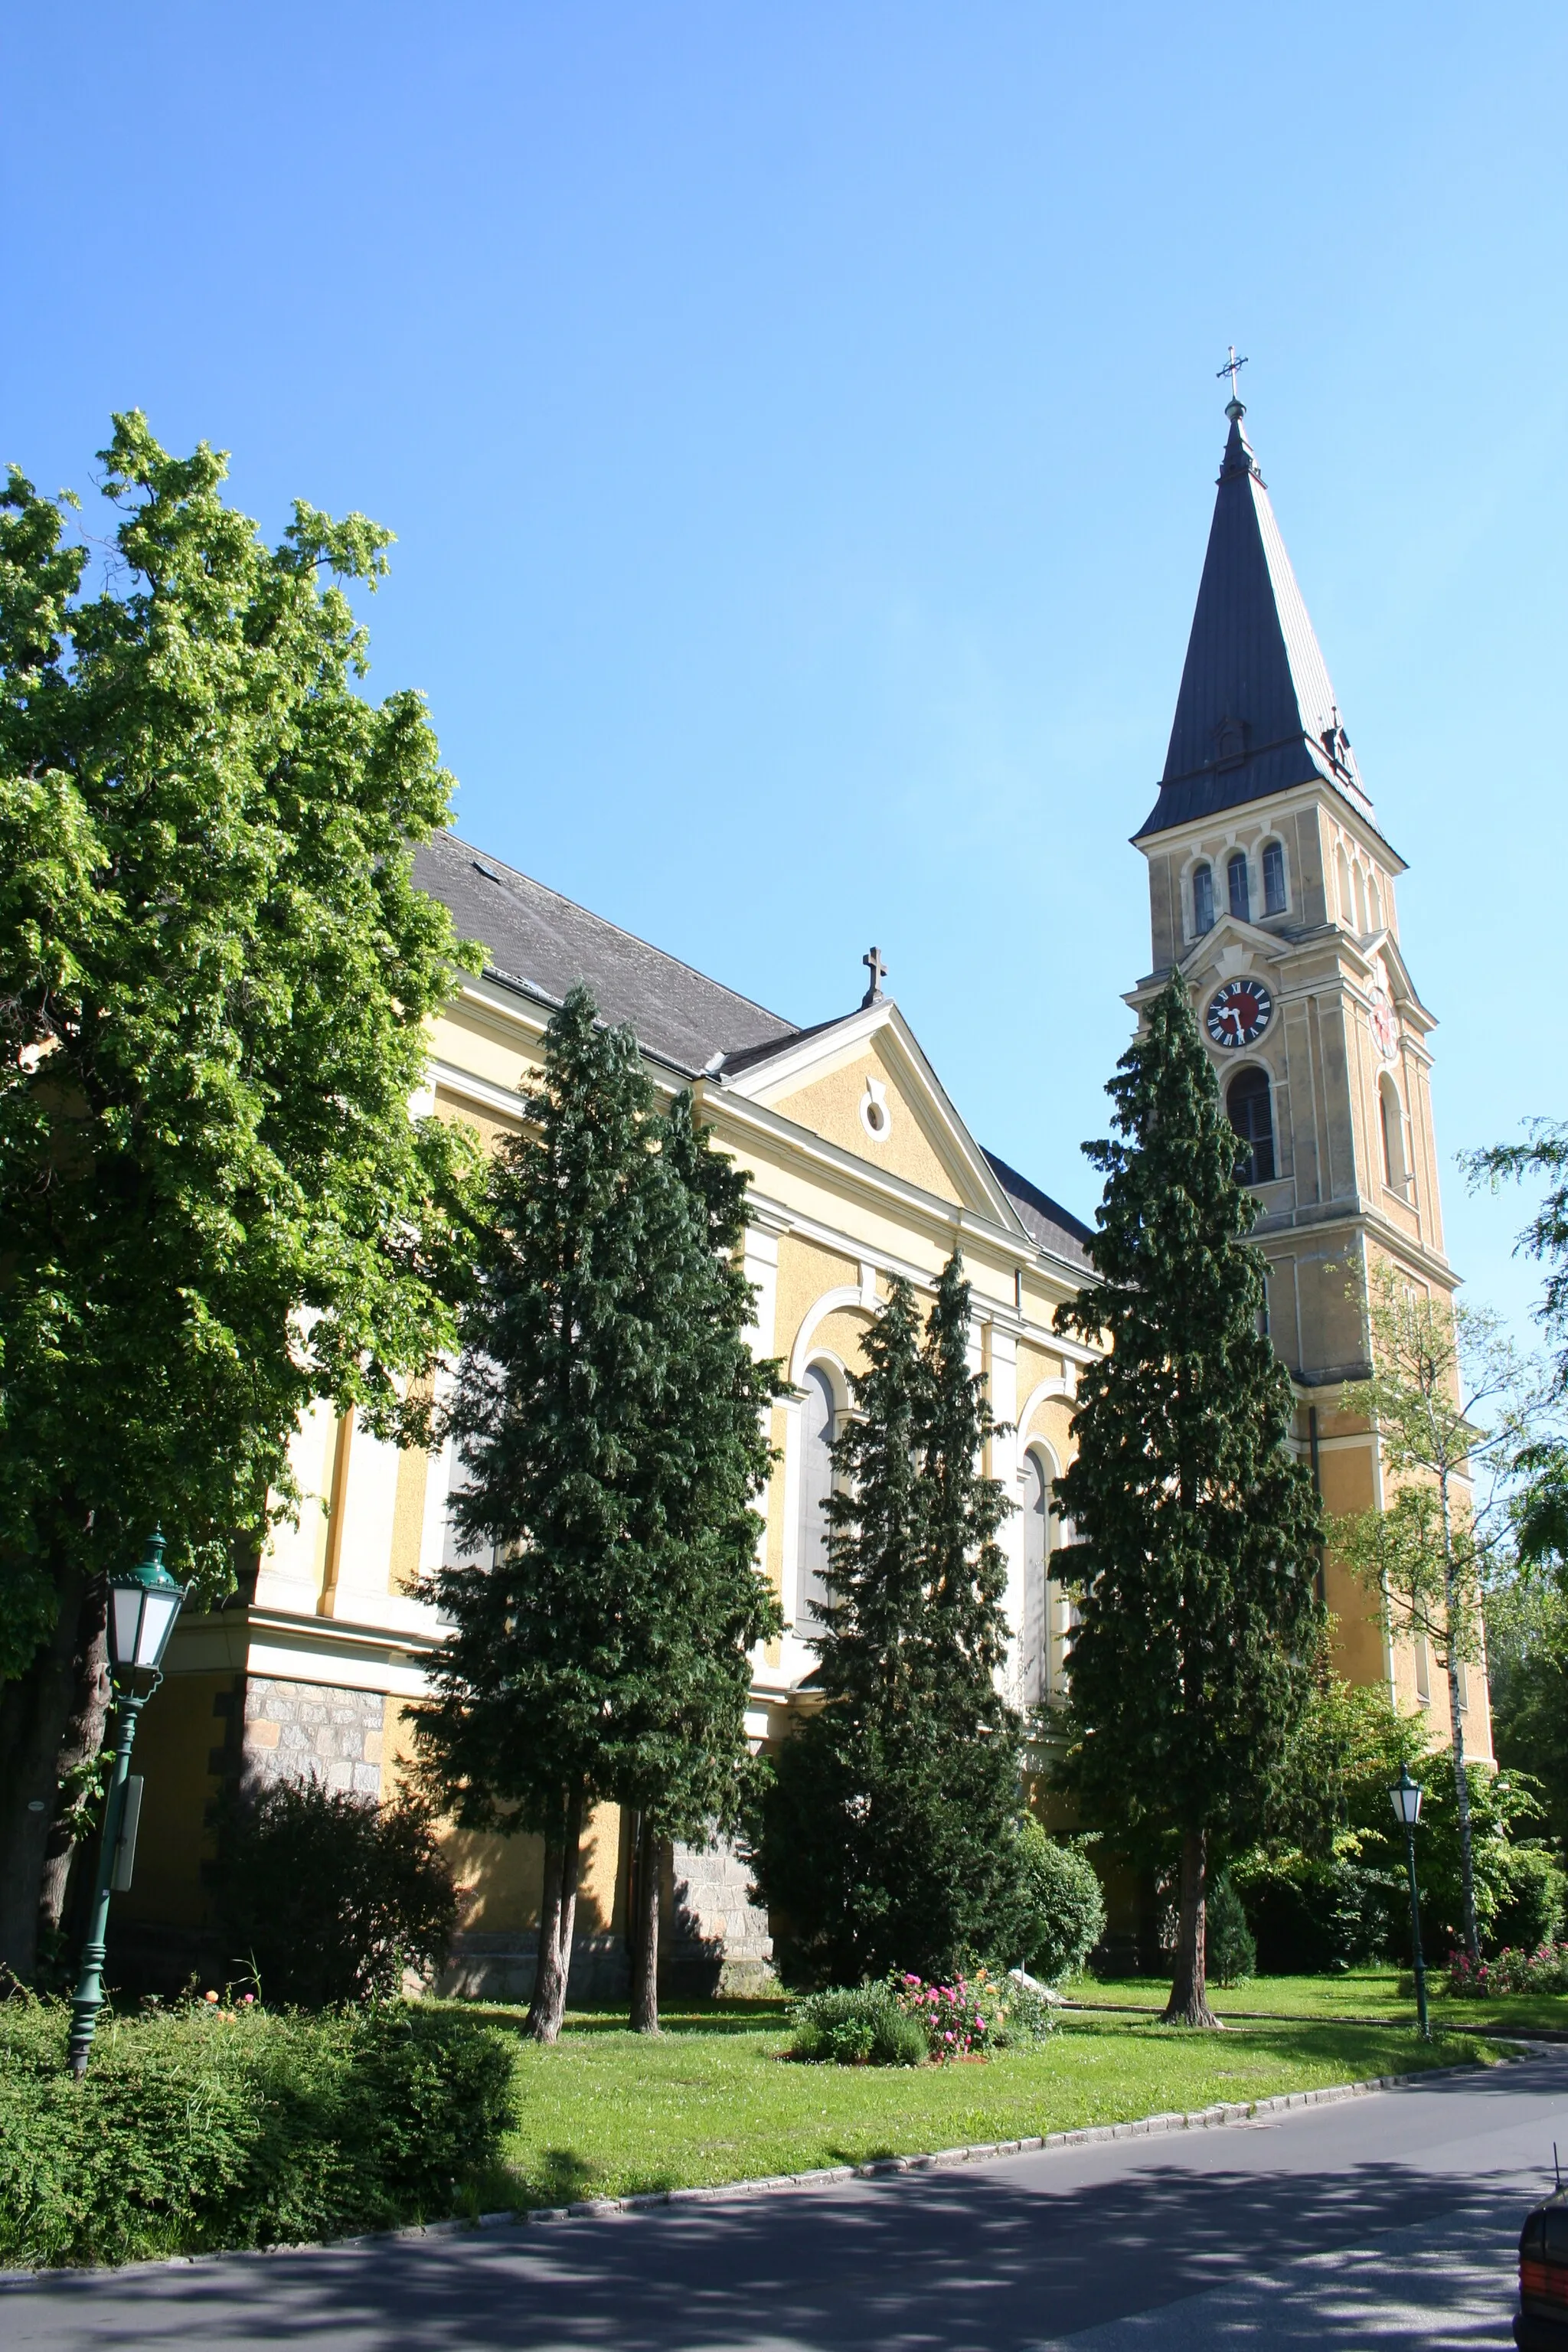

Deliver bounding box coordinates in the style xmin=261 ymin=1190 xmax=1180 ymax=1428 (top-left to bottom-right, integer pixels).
xmin=1448 ymin=1943 xmax=1568 ymax=1998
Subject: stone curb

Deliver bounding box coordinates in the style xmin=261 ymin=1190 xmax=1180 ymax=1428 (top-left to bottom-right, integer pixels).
xmin=0 ymin=2043 xmax=1534 ymax=2285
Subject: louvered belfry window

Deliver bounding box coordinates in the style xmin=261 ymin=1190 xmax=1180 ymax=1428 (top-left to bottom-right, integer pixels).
xmin=1227 ymin=1065 xmax=1275 ymax=1184
xmin=1227 ymin=851 xmax=1250 ymax=922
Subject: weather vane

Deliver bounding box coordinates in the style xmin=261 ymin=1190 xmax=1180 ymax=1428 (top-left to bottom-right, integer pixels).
xmin=1217 ymin=345 xmax=1249 ymax=401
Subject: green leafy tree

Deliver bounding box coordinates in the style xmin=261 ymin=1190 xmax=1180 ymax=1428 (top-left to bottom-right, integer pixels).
xmin=410 ymin=988 xmax=780 ymax=2042
xmin=753 ymin=1256 xmax=1027 ymax=1987
xmin=1331 ymin=1268 xmax=1546 ymax=1964
xmin=1465 ymin=1120 xmax=1568 ymax=1394
xmin=1054 ymin=976 xmax=1323 ymax=2027
xmin=0 ymin=419 xmax=481 ymax=1978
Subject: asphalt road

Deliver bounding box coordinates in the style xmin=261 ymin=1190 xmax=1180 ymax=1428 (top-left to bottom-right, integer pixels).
xmin=8 ymin=2047 xmax=1568 ymax=2350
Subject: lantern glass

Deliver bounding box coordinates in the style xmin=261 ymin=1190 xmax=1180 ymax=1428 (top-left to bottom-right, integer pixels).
xmin=134 ymin=1585 xmax=182 ymax=1670
xmin=109 ymin=1583 xmax=147 ymax=1673
xmin=1390 ymin=1775 xmax=1423 ymax=1828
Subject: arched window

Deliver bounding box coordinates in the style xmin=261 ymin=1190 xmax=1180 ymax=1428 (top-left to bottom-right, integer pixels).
xmin=1336 ymin=844 xmax=1354 ymax=926
xmin=1021 ymin=1451 xmax=1050 ymax=1705
xmin=1191 ymin=863 xmax=1214 ymax=935
xmin=1262 ymin=840 xmax=1286 ymax=914
xmin=1354 ymin=864 xmax=1369 ymax=933
xmin=796 ymin=1364 xmax=836 ymax=1635
xmin=1379 ymin=1074 xmax=1408 ymax=1192
xmin=1227 ymin=851 xmax=1250 ymax=921
xmin=1368 ymin=874 xmax=1383 ymax=931
xmin=1227 ymin=1066 xmax=1276 ymax=1184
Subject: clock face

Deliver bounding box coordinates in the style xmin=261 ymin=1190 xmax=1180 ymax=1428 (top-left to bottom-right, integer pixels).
xmin=1206 ymin=977 xmax=1273 ymax=1049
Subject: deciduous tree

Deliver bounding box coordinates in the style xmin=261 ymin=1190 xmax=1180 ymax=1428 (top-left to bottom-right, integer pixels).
xmin=0 ymin=420 xmax=480 ymax=1976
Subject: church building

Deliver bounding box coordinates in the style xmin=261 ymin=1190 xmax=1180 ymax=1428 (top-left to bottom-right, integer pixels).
xmin=116 ymin=391 xmax=1484 ymax=1993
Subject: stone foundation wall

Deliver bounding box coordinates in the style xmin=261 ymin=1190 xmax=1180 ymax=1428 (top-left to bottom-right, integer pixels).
xmin=240 ymin=1677 xmax=384 ymax=1798
xmin=668 ymin=1838 xmax=776 ymax=1996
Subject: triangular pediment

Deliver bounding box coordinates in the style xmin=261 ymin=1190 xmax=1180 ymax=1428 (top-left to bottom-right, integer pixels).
xmin=1174 ymin=914 xmax=1289 ymax=984
xmin=723 ymin=1002 xmax=1019 ymax=1226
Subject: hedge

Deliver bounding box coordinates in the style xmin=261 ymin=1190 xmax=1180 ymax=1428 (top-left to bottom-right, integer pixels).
xmin=0 ymin=1998 xmax=514 ymax=2269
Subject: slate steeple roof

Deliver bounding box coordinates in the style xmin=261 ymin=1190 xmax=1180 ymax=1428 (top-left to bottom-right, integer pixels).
xmin=1136 ymin=400 xmax=1376 ymax=840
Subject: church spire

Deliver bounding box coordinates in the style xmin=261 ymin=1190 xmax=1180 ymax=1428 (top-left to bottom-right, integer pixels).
xmin=1137 ymin=389 xmax=1374 ymax=840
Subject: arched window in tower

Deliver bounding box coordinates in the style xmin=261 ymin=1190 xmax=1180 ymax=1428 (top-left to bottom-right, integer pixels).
xmin=1368 ymin=873 xmax=1383 ymax=931
xmin=1227 ymin=1066 xmax=1276 ymax=1184
xmin=1379 ymin=1073 xmax=1408 ymax=1193
xmin=1227 ymin=851 xmax=1250 ymax=921
xmin=1021 ymin=1450 xmax=1050 ymax=1706
xmin=1336 ymin=844 xmax=1354 ymax=926
xmin=1354 ymin=863 xmax=1369 ymax=934
xmin=1262 ymin=840 xmax=1287 ymax=914
xmin=797 ymin=1363 xmax=836 ymax=1636
xmin=1191 ymin=863 xmax=1214 ymax=935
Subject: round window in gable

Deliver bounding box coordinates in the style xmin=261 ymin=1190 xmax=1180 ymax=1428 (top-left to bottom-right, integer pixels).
xmin=860 ymin=1077 xmax=891 ymax=1142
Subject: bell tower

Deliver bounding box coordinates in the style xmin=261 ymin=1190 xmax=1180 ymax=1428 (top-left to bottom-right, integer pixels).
xmin=1127 ymin=390 xmax=1489 ymax=1759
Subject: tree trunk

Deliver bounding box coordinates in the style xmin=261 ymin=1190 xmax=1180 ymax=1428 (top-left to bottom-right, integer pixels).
xmin=0 ymin=1546 xmax=89 ymax=1980
xmin=37 ymin=1576 xmax=112 ymax=1954
xmin=526 ymin=1782 xmax=583 ymax=2044
xmin=1163 ymin=1826 xmax=1221 ymax=2027
xmin=1439 ymin=1477 xmax=1481 ymax=1964
xmin=629 ymin=1812 xmax=662 ymax=2034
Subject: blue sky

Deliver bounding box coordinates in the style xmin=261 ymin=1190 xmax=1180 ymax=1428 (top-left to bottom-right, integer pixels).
xmin=7 ymin=3 xmax=1565 ymax=1351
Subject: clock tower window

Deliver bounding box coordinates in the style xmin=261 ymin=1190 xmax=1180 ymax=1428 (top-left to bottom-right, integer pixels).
xmin=1226 ymin=1065 xmax=1275 ymax=1184
xmin=1262 ymin=840 xmax=1286 ymax=914
xmin=1227 ymin=851 xmax=1251 ymax=921
xmin=1191 ymin=862 xmax=1214 ymax=934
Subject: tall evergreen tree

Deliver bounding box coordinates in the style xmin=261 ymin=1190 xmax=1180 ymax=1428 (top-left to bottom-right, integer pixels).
xmin=412 ymin=988 xmax=779 ymax=2040
xmin=753 ymin=1256 xmax=1026 ymax=1986
xmin=615 ymin=1092 xmax=782 ymax=2033
xmin=1055 ymin=977 xmax=1322 ymax=2027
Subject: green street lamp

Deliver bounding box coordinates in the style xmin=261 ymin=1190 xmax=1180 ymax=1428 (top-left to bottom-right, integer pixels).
xmin=1390 ymin=1761 xmax=1430 ymax=2043
xmin=67 ymin=1531 xmax=186 ymax=2078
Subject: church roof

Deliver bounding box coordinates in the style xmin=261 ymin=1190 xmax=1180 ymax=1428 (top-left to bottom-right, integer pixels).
xmin=413 ymin=830 xmax=801 ymax=1075
xmin=1137 ymin=402 xmax=1377 ymax=841
xmin=414 ymin=830 xmax=1096 ymax=1264
xmin=982 ymin=1152 xmax=1095 ymax=1269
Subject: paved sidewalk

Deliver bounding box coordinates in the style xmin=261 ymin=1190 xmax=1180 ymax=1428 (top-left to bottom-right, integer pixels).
xmin=6 ymin=2048 xmax=1567 ymax=2349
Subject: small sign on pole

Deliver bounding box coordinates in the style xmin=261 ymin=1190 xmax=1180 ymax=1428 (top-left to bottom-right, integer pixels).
xmin=110 ymin=1775 xmax=144 ymax=1893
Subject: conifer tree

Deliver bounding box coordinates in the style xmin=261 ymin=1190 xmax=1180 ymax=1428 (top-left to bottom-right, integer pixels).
xmin=412 ymin=988 xmax=779 ymax=2041
xmin=1054 ymin=977 xmax=1322 ymax=2027
xmin=753 ymin=1256 xmax=1026 ymax=1985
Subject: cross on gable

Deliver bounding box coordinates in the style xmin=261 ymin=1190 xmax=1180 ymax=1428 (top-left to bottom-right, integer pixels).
xmin=861 ymin=946 xmax=887 ymax=1008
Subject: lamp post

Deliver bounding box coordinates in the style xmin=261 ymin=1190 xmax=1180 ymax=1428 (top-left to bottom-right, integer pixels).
xmin=67 ymin=1531 xmax=186 ymax=2078
xmin=1390 ymin=1761 xmax=1430 ymax=2043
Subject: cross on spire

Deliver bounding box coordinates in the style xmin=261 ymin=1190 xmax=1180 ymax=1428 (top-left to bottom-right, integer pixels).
xmin=861 ymin=946 xmax=887 ymax=1008
xmin=1217 ymin=345 xmax=1249 ymax=403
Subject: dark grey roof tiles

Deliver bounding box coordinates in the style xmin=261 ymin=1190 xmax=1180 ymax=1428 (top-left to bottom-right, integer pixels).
xmin=982 ymin=1152 xmax=1095 ymax=1269
xmin=416 ymin=829 xmax=1093 ymax=1263
xmin=1138 ymin=404 xmax=1376 ymax=840
xmin=413 ymin=830 xmax=801 ymax=1075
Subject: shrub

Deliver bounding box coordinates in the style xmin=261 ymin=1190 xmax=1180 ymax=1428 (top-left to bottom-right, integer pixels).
xmin=1016 ymin=1819 xmax=1106 ymax=1983
xmin=213 ymin=1779 xmax=456 ymax=2005
xmin=1232 ymin=1852 xmax=1400 ymax=1973
xmin=1488 ymin=1844 xmax=1565 ymax=1955
xmin=1206 ymin=1873 xmax=1256 ymax=1987
xmin=789 ymin=1984 xmax=926 ymax=2066
xmin=1449 ymin=1942 xmax=1568 ymax=1998
xmin=0 ymin=1997 xmax=514 ymax=2269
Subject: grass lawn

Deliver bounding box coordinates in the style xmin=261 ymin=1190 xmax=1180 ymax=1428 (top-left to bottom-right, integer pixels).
xmin=1066 ymin=1967 xmax=1568 ymax=2037
xmin=460 ymin=2000 xmax=1501 ymax=2213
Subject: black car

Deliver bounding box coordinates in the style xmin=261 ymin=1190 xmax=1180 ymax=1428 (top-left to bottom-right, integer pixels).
xmin=1517 ymin=2190 xmax=1568 ymax=2349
